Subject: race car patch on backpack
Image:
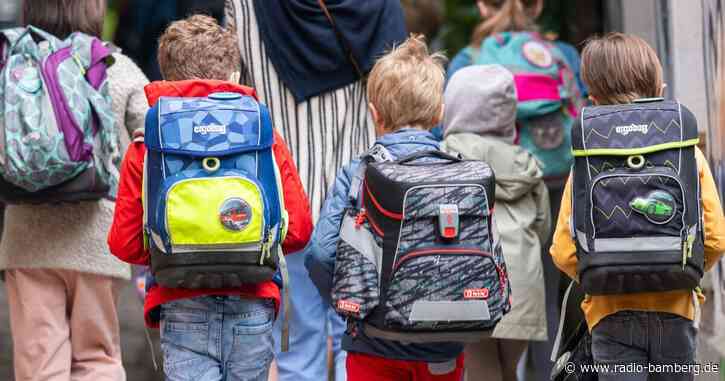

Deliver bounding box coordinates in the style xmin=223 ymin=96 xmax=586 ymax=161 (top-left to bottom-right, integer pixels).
xmin=331 ymin=149 xmax=511 ymax=343
xmin=0 ymin=26 xmax=120 ymax=204
xmin=476 ymin=32 xmax=584 ymax=183
xmin=571 ymin=99 xmax=704 ymax=295
xmin=143 ymin=92 xmax=288 ymax=290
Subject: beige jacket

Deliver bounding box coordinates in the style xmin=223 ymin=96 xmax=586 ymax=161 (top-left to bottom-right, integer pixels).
xmin=443 ymin=133 xmax=551 ymax=341
xmin=0 ymin=53 xmax=149 ymax=280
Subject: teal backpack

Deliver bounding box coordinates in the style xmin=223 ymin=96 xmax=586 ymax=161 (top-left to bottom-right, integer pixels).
xmin=475 ymin=31 xmax=584 ymax=183
xmin=0 ymin=26 xmax=120 ymax=203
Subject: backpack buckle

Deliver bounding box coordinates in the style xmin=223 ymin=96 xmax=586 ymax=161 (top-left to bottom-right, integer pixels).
xmin=438 ymin=204 xmax=459 ymax=240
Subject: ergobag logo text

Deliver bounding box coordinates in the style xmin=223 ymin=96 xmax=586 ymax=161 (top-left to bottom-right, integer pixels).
xmin=570 ymin=99 xmax=703 ymax=295
xmin=614 ymin=123 xmax=649 ymax=136
xmin=194 ymin=124 xmax=227 ymax=135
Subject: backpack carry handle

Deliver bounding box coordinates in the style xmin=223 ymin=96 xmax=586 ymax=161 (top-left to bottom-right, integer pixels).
xmin=396 ymin=150 xmax=462 ymax=165
xmin=5 ymin=25 xmax=62 ymax=58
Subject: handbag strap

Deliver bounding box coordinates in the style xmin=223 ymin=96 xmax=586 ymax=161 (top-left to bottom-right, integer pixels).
xmin=317 ymin=0 xmax=364 ymax=78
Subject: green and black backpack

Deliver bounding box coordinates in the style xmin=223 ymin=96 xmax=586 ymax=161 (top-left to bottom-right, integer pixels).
xmin=571 ymin=98 xmax=704 ymax=295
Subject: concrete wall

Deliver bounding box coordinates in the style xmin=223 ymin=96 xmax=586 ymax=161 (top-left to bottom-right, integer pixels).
xmin=617 ymin=0 xmax=709 ymax=132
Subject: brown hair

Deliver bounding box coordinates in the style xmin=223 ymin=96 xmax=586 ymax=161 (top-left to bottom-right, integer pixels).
xmin=158 ymin=14 xmax=241 ymax=81
xmin=22 ymin=0 xmax=105 ymax=39
xmin=367 ymin=34 xmax=446 ymax=131
xmin=401 ymin=0 xmax=444 ymax=41
xmin=470 ymin=0 xmax=542 ymax=47
xmin=581 ymin=33 xmax=664 ymax=105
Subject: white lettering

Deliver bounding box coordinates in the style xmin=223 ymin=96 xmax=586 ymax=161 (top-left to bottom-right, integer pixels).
xmin=614 ymin=123 xmax=649 ymax=136
xmin=193 ymin=124 xmax=227 ymax=135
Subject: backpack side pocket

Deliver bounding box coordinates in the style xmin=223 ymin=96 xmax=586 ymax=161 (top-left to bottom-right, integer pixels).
xmin=331 ymin=211 xmax=382 ymax=319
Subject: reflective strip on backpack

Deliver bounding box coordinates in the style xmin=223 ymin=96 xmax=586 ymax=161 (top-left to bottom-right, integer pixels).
xmin=593 ymin=236 xmax=681 ymax=252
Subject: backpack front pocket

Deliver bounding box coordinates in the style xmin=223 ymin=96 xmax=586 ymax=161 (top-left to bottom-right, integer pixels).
xmin=158 ymin=170 xmax=269 ymax=251
xmin=383 ymin=248 xmax=505 ymax=331
xmin=590 ymin=168 xmax=685 ymax=240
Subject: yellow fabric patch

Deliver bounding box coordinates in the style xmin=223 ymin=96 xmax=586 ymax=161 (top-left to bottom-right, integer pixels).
xmin=166 ymin=177 xmax=264 ymax=246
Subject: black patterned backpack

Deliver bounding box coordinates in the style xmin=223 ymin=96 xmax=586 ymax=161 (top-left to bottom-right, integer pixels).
xmin=331 ymin=148 xmax=511 ymax=343
xmin=571 ymin=99 xmax=704 ymax=295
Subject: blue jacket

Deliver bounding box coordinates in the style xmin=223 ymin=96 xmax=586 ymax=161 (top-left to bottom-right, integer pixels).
xmin=304 ymin=128 xmax=464 ymax=362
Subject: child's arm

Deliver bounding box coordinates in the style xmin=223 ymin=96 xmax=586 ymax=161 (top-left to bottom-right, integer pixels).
xmin=695 ymin=148 xmax=725 ymax=271
xmin=304 ymin=165 xmax=355 ymax=304
xmin=271 ymin=131 xmax=313 ymax=254
xmin=107 ymin=142 xmax=148 ymax=265
xmin=549 ymin=177 xmax=578 ymax=281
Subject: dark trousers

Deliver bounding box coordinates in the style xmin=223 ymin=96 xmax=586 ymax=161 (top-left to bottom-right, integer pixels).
xmin=591 ymin=311 xmax=697 ymax=381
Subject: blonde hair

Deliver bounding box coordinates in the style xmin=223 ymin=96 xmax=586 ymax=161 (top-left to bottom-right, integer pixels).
xmin=367 ymin=35 xmax=446 ymax=131
xmin=581 ymin=33 xmax=664 ymax=105
xmin=158 ymin=15 xmax=241 ymax=81
xmin=470 ymin=0 xmax=542 ymax=47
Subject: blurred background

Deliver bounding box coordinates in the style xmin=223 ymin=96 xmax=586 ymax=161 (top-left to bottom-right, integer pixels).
xmin=0 ymin=1 xmax=723 ymax=380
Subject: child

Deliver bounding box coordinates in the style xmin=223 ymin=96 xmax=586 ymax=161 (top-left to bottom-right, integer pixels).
xmin=550 ymin=33 xmax=725 ymax=381
xmin=441 ymin=64 xmax=551 ymax=381
xmin=304 ymin=35 xmax=465 ymax=381
xmin=107 ymin=15 xmax=313 ymax=381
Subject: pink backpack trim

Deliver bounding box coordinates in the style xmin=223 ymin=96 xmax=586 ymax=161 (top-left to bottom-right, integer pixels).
xmin=513 ymin=73 xmax=562 ymax=102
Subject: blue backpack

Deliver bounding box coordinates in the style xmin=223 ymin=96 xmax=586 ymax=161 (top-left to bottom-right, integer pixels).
xmin=143 ymin=92 xmax=288 ymax=290
xmin=475 ymin=32 xmax=584 ymax=182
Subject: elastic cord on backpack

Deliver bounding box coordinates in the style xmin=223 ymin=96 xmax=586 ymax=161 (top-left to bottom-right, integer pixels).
xmin=277 ymin=247 xmax=291 ymax=352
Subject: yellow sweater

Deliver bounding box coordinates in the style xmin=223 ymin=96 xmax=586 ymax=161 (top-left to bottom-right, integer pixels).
xmin=550 ymin=147 xmax=725 ymax=330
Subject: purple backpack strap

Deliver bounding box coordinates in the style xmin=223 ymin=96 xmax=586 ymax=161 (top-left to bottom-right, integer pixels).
xmin=86 ymin=38 xmax=112 ymax=91
xmin=85 ymin=38 xmax=113 ymax=135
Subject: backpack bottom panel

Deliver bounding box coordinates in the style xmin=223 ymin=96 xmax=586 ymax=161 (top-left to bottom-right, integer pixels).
xmin=578 ymin=250 xmax=702 ymax=294
xmin=150 ymin=246 xmax=276 ymax=289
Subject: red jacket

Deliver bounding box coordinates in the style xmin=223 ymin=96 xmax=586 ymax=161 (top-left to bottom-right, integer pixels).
xmin=108 ymin=80 xmax=313 ymax=328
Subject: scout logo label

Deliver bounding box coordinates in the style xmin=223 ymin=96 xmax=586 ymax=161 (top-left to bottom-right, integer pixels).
xmin=219 ymin=198 xmax=252 ymax=231
xmin=522 ymin=41 xmax=553 ymax=68
xmin=337 ymin=300 xmax=360 ymax=314
xmin=615 ymin=123 xmax=649 ymax=136
xmin=464 ymin=288 xmax=489 ymax=299
xmin=629 ymin=190 xmax=676 ymax=224
xmin=194 ymin=124 xmax=227 ymax=135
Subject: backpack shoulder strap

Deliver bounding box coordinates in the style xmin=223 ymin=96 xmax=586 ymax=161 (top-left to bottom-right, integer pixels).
xmin=348 ymin=143 xmax=394 ymax=203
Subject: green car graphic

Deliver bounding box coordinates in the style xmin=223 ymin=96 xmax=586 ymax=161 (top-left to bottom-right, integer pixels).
xmin=629 ymin=190 xmax=676 ymax=223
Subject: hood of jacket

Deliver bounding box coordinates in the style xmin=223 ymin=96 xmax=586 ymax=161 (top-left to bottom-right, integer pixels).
xmin=373 ymin=127 xmax=440 ymax=158
xmin=443 ymin=133 xmax=542 ymax=202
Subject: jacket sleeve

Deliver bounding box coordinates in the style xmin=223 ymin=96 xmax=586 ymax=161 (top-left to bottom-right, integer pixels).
xmin=304 ymin=164 xmax=355 ymax=304
xmin=272 ymin=130 xmax=313 ymax=255
xmin=549 ymin=176 xmax=578 ymax=281
xmin=107 ymin=142 xmax=148 ymax=265
xmin=122 ymin=57 xmax=150 ymax=137
xmin=695 ymin=148 xmax=725 ymax=272
xmin=532 ymin=180 xmax=552 ymax=245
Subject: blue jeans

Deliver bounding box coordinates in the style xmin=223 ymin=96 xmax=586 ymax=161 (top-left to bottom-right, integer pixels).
xmin=273 ymin=251 xmax=347 ymax=381
xmin=160 ymin=296 xmax=275 ymax=381
xmin=591 ymin=311 xmax=696 ymax=381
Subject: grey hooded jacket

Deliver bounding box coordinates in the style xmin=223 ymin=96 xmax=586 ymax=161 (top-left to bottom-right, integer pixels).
xmin=442 ymin=65 xmax=551 ymax=341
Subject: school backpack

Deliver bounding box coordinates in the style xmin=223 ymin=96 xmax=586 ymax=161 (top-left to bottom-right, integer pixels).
xmin=331 ymin=148 xmax=511 ymax=342
xmin=475 ymin=31 xmax=584 ymax=183
xmin=571 ymin=99 xmax=704 ymax=295
xmin=0 ymin=26 xmax=120 ymax=204
xmin=143 ymin=91 xmax=289 ymax=291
